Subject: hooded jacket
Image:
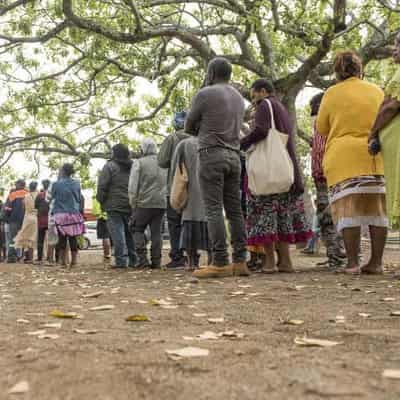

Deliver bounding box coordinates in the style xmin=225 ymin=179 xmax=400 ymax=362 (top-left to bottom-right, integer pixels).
xmin=97 ymin=157 xmax=133 ymax=214
xmin=158 ymin=129 xmax=189 ymax=195
xmin=129 ymin=138 xmax=167 ymax=209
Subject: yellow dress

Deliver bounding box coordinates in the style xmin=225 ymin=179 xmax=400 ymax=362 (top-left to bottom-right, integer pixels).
xmin=316 ymin=77 xmax=384 ymax=188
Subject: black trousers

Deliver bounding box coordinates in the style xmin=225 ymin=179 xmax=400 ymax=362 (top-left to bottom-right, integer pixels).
xmin=134 ymin=208 xmax=165 ymax=267
xmin=37 ymin=227 xmax=48 ymax=261
xmin=58 ymin=235 xmax=78 ymax=252
xmin=166 ymin=198 xmax=184 ymax=261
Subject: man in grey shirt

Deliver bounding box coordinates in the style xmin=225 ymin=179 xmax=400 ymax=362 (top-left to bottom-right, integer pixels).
xmin=185 ymin=57 xmax=249 ymax=278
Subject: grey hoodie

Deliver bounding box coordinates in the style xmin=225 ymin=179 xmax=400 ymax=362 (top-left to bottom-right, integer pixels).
xmin=129 ymin=138 xmax=167 ymax=209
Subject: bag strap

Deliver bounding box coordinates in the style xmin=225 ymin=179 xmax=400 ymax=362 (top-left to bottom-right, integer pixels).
xmin=264 ymin=98 xmax=276 ymax=130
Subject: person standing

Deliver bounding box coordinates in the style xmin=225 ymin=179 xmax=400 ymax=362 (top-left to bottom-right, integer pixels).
xmin=15 ymin=182 xmax=39 ymax=263
xmin=35 ymin=179 xmax=51 ymax=264
xmin=5 ymin=180 xmax=28 ymax=263
xmin=51 ymin=164 xmax=85 ymax=268
xmin=317 ymin=51 xmax=387 ymax=274
xmin=185 ymin=57 xmax=249 ymax=278
xmin=92 ymin=197 xmax=112 ymax=262
xmin=309 ymin=93 xmax=345 ymax=268
xmin=97 ymin=144 xmax=136 ymax=269
xmin=129 ymin=138 xmax=167 ymax=269
xmin=368 ymin=33 xmax=400 ymax=272
xmin=158 ymin=111 xmax=189 ymax=269
xmin=241 ymin=79 xmax=312 ymax=273
xmin=171 ymin=136 xmax=210 ymax=270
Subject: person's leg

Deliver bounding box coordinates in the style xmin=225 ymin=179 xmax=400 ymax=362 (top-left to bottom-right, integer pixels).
xmin=341 ymin=227 xmax=361 ymax=273
xmin=194 ymin=150 xmax=233 ymax=278
xmin=276 ymin=242 xmax=294 ymax=272
xmin=57 ymin=234 xmax=67 ymax=266
xmin=123 ymin=214 xmax=136 ymax=267
xmin=107 ymin=213 xmax=128 ymax=267
xmin=223 ymin=151 xmax=249 ymax=276
xmin=69 ymin=236 xmax=78 ymax=267
xmin=37 ymin=227 xmax=46 ymax=262
xmin=261 ymin=244 xmax=277 ymax=273
xmin=103 ymin=239 xmax=111 ymax=259
xmin=166 ymin=199 xmax=184 ymax=267
xmin=133 ymin=208 xmax=150 ymax=267
xmin=7 ymin=222 xmax=20 ymax=263
xmin=362 ymin=226 xmax=387 ymax=274
xmin=149 ymin=209 xmax=164 ymax=268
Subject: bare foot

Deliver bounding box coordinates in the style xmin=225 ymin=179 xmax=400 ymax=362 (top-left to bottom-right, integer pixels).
xmin=361 ymin=262 xmax=384 ymax=275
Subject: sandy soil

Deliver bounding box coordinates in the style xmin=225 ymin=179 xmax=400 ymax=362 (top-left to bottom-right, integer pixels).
xmin=1 ymin=248 xmax=400 ymax=400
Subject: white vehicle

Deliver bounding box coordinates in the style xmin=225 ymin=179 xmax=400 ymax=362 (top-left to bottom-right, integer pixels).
xmin=79 ymin=221 xmax=103 ymax=250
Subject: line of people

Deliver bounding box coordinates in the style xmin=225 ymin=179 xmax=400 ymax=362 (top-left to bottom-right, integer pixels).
xmin=3 ymin=39 xmax=400 ymax=276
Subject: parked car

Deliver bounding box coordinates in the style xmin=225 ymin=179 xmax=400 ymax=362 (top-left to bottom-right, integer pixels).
xmin=78 ymin=221 xmax=103 ymax=250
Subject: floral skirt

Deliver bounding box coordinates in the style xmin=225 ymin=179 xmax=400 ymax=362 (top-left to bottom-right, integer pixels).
xmin=329 ymin=176 xmax=388 ymax=232
xmin=246 ymin=191 xmax=312 ymax=252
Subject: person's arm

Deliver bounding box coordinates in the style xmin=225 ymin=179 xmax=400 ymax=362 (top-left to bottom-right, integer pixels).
xmin=157 ymin=136 xmax=174 ymax=169
xmin=240 ymin=100 xmax=271 ymax=151
xmin=96 ymin=164 xmax=111 ymax=206
xmin=316 ymin=92 xmax=331 ymax=136
xmin=185 ymin=91 xmax=205 ymax=136
xmin=128 ymin=160 xmax=140 ymax=208
xmin=79 ymin=187 xmax=85 ymax=215
xmin=370 ymin=96 xmax=400 ymax=140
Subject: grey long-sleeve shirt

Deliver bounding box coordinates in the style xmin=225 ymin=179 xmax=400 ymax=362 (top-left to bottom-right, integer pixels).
xmin=185 ymin=83 xmax=245 ymax=151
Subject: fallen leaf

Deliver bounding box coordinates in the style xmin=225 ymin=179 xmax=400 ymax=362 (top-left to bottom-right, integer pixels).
xmin=89 ymin=305 xmax=115 ymax=311
xmin=358 ymin=313 xmax=371 ymax=318
xmin=8 ymin=381 xmax=29 ymax=394
xmin=26 ymin=312 xmax=45 ymax=317
xmin=111 ymin=287 xmax=121 ymax=294
xmin=382 ymin=297 xmax=396 ymax=302
xmin=329 ymin=315 xmax=346 ymax=324
xmin=208 ymin=318 xmax=224 ymax=324
xmin=219 ymin=330 xmax=245 ymax=339
xmin=238 ymin=285 xmax=252 ymax=289
xmin=230 ymin=291 xmax=245 ymax=296
xmin=17 ymin=319 xmax=30 ymax=324
xmin=160 ymin=305 xmax=179 ymax=309
xmin=165 ymin=347 xmax=209 ymax=359
xmin=294 ymin=337 xmax=342 ymax=347
xmin=136 ymin=300 xmax=147 ymax=304
xmin=125 ymin=314 xmax=150 ymax=322
xmin=390 ymin=311 xmax=400 ymax=316
xmin=382 ymin=369 xmax=400 ymax=379
xmin=193 ymin=313 xmax=207 ymax=318
xmin=41 ymin=323 xmax=62 ymax=329
xmin=284 ymin=319 xmax=305 ymax=326
xmin=38 ymin=333 xmax=59 ymax=340
xmin=197 ymin=331 xmax=219 ymax=340
xmin=248 ymin=292 xmax=261 ymax=297
xmin=82 ymin=291 xmax=104 ymax=298
xmin=74 ymin=329 xmax=98 ymax=335
xmin=365 ymin=290 xmax=376 ymax=294
xmin=26 ymin=330 xmax=46 ymax=336
xmin=50 ymin=310 xmax=78 ymax=319
xmin=120 ymin=300 xmax=129 ymax=304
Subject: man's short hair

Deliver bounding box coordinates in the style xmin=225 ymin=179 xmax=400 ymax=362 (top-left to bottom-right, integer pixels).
xmin=207 ymin=57 xmax=232 ymax=83
xmin=251 ymin=79 xmax=275 ymax=93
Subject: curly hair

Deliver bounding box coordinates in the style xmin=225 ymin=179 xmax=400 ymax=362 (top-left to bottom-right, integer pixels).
xmin=334 ymin=51 xmax=363 ymax=81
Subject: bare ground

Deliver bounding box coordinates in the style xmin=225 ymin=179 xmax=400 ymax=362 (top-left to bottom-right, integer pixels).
xmin=1 ymin=248 xmax=400 ymax=400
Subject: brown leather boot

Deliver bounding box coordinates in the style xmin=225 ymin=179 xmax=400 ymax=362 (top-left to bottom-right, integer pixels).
xmin=193 ymin=265 xmax=234 ymax=279
xmin=232 ymin=262 xmax=251 ymax=276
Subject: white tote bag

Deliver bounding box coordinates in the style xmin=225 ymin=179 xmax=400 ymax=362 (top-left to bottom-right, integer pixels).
xmin=246 ymin=99 xmax=294 ymax=196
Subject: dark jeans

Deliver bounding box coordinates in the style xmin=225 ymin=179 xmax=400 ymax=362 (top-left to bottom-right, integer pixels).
xmin=107 ymin=212 xmax=136 ymax=267
xmin=58 ymin=235 xmax=78 ymax=252
xmin=166 ymin=198 xmax=184 ymax=261
xmin=133 ymin=208 xmax=165 ymax=267
xmin=37 ymin=227 xmax=48 ymax=261
xmin=7 ymin=221 xmax=22 ymax=262
xmin=199 ymin=148 xmax=247 ymax=266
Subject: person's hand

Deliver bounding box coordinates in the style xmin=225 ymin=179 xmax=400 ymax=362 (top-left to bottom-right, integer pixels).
xmin=368 ymin=136 xmax=381 ymax=156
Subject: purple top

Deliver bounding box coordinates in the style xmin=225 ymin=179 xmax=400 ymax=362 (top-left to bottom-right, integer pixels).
xmin=240 ymin=95 xmax=304 ymax=194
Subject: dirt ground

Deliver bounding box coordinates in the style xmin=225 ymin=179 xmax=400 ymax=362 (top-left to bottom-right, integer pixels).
xmin=2 ymin=247 xmax=400 ymax=400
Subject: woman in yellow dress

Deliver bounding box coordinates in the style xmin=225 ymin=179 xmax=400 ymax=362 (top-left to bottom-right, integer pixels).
xmin=317 ymin=51 xmax=387 ymax=274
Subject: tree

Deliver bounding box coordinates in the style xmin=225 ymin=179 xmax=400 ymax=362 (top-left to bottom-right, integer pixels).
xmin=0 ymin=0 xmax=399 ymax=177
